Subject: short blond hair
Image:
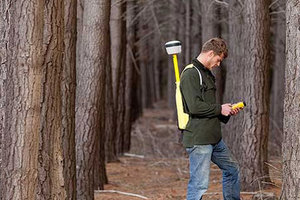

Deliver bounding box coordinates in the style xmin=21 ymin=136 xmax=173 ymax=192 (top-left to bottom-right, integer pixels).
xmin=201 ymin=38 xmax=228 ymax=58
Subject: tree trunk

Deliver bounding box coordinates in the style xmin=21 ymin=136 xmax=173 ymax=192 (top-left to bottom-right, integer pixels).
xmin=282 ymin=0 xmax=300 ymax=198
xmin=137 ymin=2 xmax=154 ymax=109
xmin=75 ymin=0 xmax=110 ymax=198
xmin=167 ymin=0 xmax=177 ymax=114
xmin=124 ymin=0 xmax=141 ymax=152
xmin=191 ymin=0 xmax=202 ymax=58
xmin=94 ymin=41 xmax=108 ymax=190
xmin=184 ymin=0 xmax=191 ymax=63
xmin=110 ymin=0 xmax=127 ymax=154
xmin=218 ymin=1 xmax=229 ymax=104
xmin=124 ymin=0 xmax=135 ymax=154
xmin=201 ymin=1 xmax=219 ymax=42
xmin=242 ymin=0 xmax=271 ymax=190
xmin=223 ymin=0 xmax=245 ymax=171
xmin=153 ymin=31 xmax=161 ymax=101
xmin=201 ymin=1 xmax=224 ymax=104
xmin=223 ymin=0 xmax=271 ymax=191
xmin=0 ymin=1 xmax=77 ymax=199
xmin=57 ymin=0 xmax=77 ymax=198
xmin=131 ymin=65 xmax=142 ymax=121
xmin=107 ymin=0 xmax=124 ymax=158
xmin=0 ymin=2 xmax=43 ymax=199
xmin=0 ymin=7 xmax=4 ymax=194
xmin=110 ymin=0 xmax=125 ymax=109
xmin=269 ymin=0 xmax=286 ymax=156
xmin=76 ymin=0 xmax=84 ymax=69
xmin=105 ymin=28 xmax=118 ymax=161
xmin=116 ymin=55 xmax=126 ymax=154
xmin=36 ymin=1 xmax=66 ymax=197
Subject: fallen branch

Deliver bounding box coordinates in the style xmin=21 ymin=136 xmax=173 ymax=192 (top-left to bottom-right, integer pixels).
xmin=203 ymin=191 xmax=260 ymax=196
xmin=95 ymin=190 xmax=149 ymax=199
xmin=149 ymin=161 xmax=169 ymax=167
xmin=123 ymin=153 xmax=145 ymax=159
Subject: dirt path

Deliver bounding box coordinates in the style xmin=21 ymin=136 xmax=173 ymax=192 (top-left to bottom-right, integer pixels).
xmin=95 ymin=156 xmax=281 ymax=200
xmin=96 ymin=102 xmax=282 ymax=200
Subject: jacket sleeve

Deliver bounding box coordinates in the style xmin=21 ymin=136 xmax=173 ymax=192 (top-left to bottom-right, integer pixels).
xmin=218 ymin=115 xmax=230 ymax=124
xmin=180 ymin=69 xmax=221 ymax=118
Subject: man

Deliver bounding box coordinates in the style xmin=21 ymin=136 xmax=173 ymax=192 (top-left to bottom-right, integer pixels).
xmin=180 ymin=38 xmax=241 ymax=200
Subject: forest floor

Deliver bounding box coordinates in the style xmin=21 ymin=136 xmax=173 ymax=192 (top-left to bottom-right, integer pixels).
xmin=95 ymin=101 xmax=282 ymax=200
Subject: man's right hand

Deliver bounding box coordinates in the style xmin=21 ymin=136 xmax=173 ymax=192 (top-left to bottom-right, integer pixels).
xmin=221 ymin=103 xmax=232 ymax=116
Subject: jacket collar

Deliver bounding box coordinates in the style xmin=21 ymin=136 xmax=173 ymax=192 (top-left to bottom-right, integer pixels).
xmin=192 ymin=58 xmax=210 ymax=74
xmin=191 ymin=58 xmax=216 ymax=81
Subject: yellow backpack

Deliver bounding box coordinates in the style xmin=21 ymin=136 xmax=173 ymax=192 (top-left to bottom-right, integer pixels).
xmin=176 ymin=64 xmax=203 ymax=130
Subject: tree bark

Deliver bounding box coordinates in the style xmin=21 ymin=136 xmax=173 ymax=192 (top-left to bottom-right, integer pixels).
xmin=0 ymin=1 xmax=43 ymax=199
xmin=137 ymin=2 xmax=154 ymax=109
xmin=116 ymin=55 xmax=126 ymax=154
xmin=184 ymin=0 xmax=191 ymax=63
xmin=124 ymin=0 xmax=141 ymax=143
xmin=282 ymin=0 xmax=300 ymax=198
xmin=0 ymin=0 xmax=77 ymax=199
xmin=38 ymin=0 xmax=77 ymax=198
xmin=269 ymin=0 xmax=286 ymax=156
xmin=201 ymin=1 xmax=219 ymax=42
xmin=242 ymin=0 xmax=271 ymax=190
xmin=201 ymin=1 xmax=224 ymax=104
xmin=123 ymin=0 xmax=136 ymax=154
xmin=60 ymin=0 xmax=77 ymax=197
xmin=36 ymin=1 xmax=66 ymax=197
xmin=76 ymin=0 xmax=84 ymax=70
xmin=110 ymin=0 xmax=126 ymax=109
xmin=223 ymin=0 xmax=271 ymax=191
xmin=94 ymin=41 xmax=108 ymax=190
xmin=167 ymin=0 xmax=177 ymax=113
xmin=191 ymin=0 xmax=202 ymax=58
xmin=110 ymin=0 xmax=127 ymax=154
xmin=105 ymin=28 xmax=118 ymax=161
xmin=152 ymin=31 xmax=161 ymax=102
xmin=75 ymin=0 xmax=110 ymax=198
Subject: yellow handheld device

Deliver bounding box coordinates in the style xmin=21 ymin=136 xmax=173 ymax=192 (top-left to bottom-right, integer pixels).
xmin=232 ymin=101 xmax=246 ymax=110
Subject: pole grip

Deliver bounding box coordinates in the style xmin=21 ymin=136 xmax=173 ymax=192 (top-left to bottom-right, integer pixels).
xmin=173 ymin=54 xmax=180 ymax=82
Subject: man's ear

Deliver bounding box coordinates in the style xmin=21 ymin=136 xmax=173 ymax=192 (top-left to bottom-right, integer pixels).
xmin=208 ymin=50 xmax=215 ymax=57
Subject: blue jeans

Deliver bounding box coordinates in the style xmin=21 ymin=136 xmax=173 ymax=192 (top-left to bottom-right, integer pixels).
xmin=186 ymin=139 xmax=240 ymax=200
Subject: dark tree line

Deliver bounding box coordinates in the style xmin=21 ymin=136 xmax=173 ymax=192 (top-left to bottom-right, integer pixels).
xmin=0 ymin=0 xmax=299 ymax=199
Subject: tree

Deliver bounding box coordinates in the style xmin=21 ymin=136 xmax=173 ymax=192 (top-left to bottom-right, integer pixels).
xmin=191 ymin=0 xmax=202 ymax=58
xmin=201 ymin=1 xmax=225 ymax=104
xmin=61 ymin=1 xmax=77 ymax=197
xmin=136 ymin=1 xmax=156 ymax=110
xmin=124 ymin=0 xmax=138 ymax=154
xmin=282 ymin=0 xmax=300 ymax=198
xmin=0 ymin=2 xmax=42 ymax=198
xmin=0 ymin=0 xmax=77 ymax=199
xmin=37 ymin=0 xmax=77 ymax=198
xmin=75 ymin=0 xmax=110 ymax=198
xmin=269 ymin=0 xmax=286 ymax=156
xmin=105 ymin=28 xmax=118 ymax=161
xmin=223 ymin=0 xmax=271 ymax=190
xmin=166 ymin=0 xmax=178 ymax=112
xmin=110 ymin=0 xmax=127 ymax=155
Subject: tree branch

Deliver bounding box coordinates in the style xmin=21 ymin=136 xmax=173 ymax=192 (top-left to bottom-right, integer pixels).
xmin=95 ymin=190 xmax=149 ymax=199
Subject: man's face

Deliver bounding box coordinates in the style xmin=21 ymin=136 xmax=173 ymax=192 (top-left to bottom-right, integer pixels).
xmin=207 ymin=52 xmax=225 ymax=70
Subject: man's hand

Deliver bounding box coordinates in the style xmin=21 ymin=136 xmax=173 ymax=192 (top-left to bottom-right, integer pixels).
xmin=221 ymin=103 xmax=232 ymax=116
xmin=230 ymin=107 xmax=243 ymax=116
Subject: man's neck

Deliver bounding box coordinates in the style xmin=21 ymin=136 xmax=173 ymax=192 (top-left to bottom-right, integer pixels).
xmin=197 ymin=54 xmax=210 ymax=70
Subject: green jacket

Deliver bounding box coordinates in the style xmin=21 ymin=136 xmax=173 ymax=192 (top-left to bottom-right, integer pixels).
xmin=180 ymin=58 xmax=230 ymax=147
